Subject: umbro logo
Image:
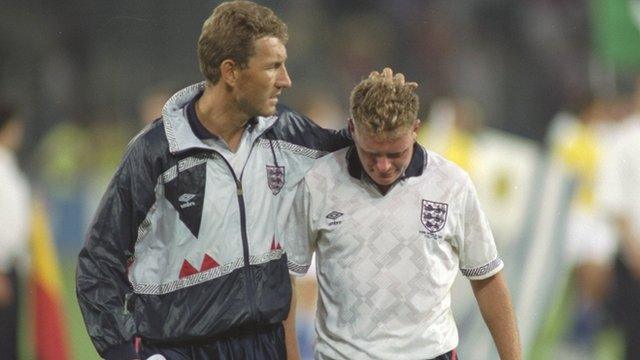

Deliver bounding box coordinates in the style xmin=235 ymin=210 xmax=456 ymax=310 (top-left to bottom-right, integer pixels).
xmin=179 ymin=193 xmax=196 ymax=202
xmin=326 ymin=211 xmax=343 ymax=225
xmin=179 ymin=193 xmax=197 ymax=209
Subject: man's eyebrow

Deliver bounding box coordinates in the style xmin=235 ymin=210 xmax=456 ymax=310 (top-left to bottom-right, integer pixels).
xmin=364 ymin=150 xmax=404 ymax=156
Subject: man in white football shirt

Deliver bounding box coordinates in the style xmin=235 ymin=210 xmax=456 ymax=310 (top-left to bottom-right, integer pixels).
xmin=286 ymin=69 xmax=521 ymax=359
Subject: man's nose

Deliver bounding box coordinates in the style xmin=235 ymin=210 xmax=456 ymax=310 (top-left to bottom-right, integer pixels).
xmin=276 ymin=65 xmax=292 ymax=89
xmin=374 ymin=157 xmax=392 ymax=173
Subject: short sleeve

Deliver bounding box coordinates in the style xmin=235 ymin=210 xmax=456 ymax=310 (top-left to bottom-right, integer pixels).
xmin=283 ymin=178 xmax=317 ymax=276
xmin=458 ymin=175 xmax=503 ymax=280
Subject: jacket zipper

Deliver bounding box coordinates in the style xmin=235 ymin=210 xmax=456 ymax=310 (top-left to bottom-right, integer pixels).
xmin=234 ymin=178 xmax=258 ymax=322
xmin=214 ymin=144 xmax=261 ymax=324
xmin=192 ymin=130 xmax=274 ymax=324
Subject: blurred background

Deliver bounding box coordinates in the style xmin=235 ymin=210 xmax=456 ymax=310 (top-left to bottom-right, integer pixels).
xmin=2 ymin=0 xmax=640 ymax=359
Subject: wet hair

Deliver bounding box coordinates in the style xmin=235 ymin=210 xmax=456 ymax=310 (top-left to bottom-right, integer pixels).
xmin=198 ymin=1 xmax=288 ymax=84
xmin=350 ymin=71 xmax=419 ymax=139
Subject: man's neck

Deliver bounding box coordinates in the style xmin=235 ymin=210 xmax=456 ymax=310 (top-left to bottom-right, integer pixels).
xmin=195 ymin=85 xmax=251 ymax=152
xmin=375 ymin=183 xmax=391 ymax=195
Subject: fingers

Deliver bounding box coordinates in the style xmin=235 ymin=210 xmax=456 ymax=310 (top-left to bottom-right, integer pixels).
xmin=369 ymin=67 xmax=418 ymax=89
xmin=404 ymin=81 xmax=419 ymax=90
xmin=382 ymin=67 xmax=393 ymax=79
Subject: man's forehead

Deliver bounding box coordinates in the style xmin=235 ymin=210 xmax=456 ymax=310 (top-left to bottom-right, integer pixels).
xmin=357 ymin=131 xmax=414 ymax=153
xmin=253 ymin=36 xmax=287 ymax=59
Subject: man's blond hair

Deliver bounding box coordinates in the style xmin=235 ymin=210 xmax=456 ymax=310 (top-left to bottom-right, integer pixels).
xmin=198 ymin=1 xmax=288 ymax=85
xmin=350 ymin=70 xmax=419 ymax=139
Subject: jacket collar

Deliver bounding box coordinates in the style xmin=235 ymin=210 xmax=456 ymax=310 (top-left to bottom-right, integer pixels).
xmin=347 ymin=142 xmax=428 ymax=182
xmin=161 ymin=82 xmax=277 ymax=154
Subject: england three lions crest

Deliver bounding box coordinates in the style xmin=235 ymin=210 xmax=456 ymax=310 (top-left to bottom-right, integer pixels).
xmin=421 ymin=200 xmax=448 ymax=233
xmin=266 ymin=165 xmax=285 ymax=195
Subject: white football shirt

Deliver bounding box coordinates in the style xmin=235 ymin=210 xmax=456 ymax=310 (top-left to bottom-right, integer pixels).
xmin=285 ymin=145 xmax=502 ymax=359
xmin=598 ymin=117 xmax=640 ymax=243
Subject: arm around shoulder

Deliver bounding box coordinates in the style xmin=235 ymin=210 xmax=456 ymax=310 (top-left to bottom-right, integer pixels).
xmin=274 ymin=104 xmax=351 ymax=152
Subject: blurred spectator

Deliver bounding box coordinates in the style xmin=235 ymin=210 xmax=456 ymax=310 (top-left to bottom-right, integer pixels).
xmin=36 ymin=119 xmax=90 ymax=250
xmin=0 ymin=102 xmax=30 ymax=360
xmin=549 ymin=93 xmax=616 ymax=352
xmin=599 ymin=80 xmax=640 ymax=360
xmin=418 ymin=98 xmax=484 ymax=174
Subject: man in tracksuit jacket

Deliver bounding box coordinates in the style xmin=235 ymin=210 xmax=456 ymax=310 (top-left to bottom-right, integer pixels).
xmin=76 ymin=2 xmax=349 ymax=359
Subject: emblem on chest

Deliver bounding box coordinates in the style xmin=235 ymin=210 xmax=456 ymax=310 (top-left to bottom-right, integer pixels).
xmin=266 ymin=165 xmax=285 ymax=195
xmin=421 ymin=199 xmax=448 ymax=233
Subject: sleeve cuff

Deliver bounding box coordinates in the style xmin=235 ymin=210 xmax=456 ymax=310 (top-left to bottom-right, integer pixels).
xmin=103 ymin=341 xmax=139 ymax=360
xmin=287 ymin=260 xmax=310 ymax=276
xmin=460 ymin=257 xmax=504 ymax=280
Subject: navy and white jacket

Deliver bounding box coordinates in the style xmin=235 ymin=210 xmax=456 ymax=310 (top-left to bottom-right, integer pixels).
xmin=76 ymin=82 xmax=350 ymax=359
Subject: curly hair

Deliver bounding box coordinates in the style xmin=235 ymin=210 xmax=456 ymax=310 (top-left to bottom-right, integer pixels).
xmin=350 ymin=70 xmax=419 ymax=139
xmin=198 ymin=1 xmax=288 ymax=85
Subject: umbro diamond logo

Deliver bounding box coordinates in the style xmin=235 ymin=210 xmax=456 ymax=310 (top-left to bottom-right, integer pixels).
xmin=326 ymin=211 xmax=343 ymax=220
xmin=179 ymin=193 xmax=197 ymax=209
xmin=179 ymin=193 xmax=196 ymax=202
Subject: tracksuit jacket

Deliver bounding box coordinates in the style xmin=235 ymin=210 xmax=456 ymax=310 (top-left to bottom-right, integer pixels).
xmin=76 ymin=82 xmax=350 ymax=359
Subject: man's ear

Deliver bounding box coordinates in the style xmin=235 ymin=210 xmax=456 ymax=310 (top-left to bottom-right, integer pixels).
xmin=412 ymin=119 xmax=421 ymax=132
xmin=410 ymin=119 xmax=421 ymax=142
xmin=220 ymin=59 xmax=238 ymax=86
xmin=347 ymin=118 xmax=355 ymax=137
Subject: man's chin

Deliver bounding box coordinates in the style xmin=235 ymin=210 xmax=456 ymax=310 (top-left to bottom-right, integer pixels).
xmin=373 ymin=176 xmax=399 ymax=186
xmin=259 ymin=105 xmax=278 ymax=117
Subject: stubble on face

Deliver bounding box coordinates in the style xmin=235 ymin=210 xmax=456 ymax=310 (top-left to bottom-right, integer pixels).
xmin=234 ymin=37 xmax=290 ymax=118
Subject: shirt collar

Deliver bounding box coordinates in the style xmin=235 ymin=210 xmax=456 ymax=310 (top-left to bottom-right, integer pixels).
xmin=186 ymin=91 xmax=258 ymax=140
xmin=162 ymin=82 xmax=271 ymax=154
xmin=346 ymin=142 xmax=428 ymax=182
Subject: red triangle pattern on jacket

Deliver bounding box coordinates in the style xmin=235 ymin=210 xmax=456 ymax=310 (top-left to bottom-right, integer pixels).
xmin=270 ymin=236 xmax=282 ymax=250
xmin=179 ymin=259 xmax=199 ymax=279
xmin=200 ymin=254 xmax=220 ymax=271
xmin=179 ymin=254 xmax=220 ymax=279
